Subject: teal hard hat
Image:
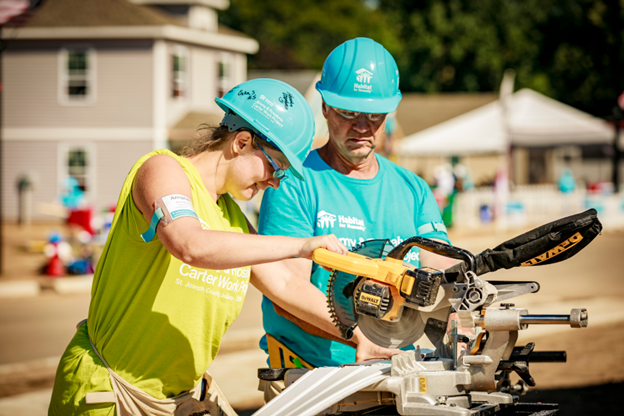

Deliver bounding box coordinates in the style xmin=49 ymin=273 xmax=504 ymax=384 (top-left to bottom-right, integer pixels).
xmin=216 ymin=78 xmax=314 ymax=181
xmin=316 ymin=37 xmax=402 ymax=114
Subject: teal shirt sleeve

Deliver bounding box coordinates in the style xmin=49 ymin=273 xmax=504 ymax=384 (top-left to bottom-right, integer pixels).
xmin=413 ymin=175 xmax=450 ymax=243
xmin=259 ymin=179 xmax=314 ymax=238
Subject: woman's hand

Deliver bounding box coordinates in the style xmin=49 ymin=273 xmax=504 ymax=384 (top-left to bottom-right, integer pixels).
xmin=352 ymin=327 xmax=402 ymax=362
xmin=298 ymin=234 xmax=348 ymax=260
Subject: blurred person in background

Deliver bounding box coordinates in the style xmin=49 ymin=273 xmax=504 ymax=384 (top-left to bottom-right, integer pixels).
xmin=48 ymin=79 xmax=397 ymax=416
xmin=258 ymin=37 xmax=458 ymax=401
xmin=558 ymin=168 xmax=576 ymax=194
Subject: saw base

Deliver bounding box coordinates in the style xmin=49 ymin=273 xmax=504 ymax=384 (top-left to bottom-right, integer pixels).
xmin=257 ymin=351 xmax=560 ymax=416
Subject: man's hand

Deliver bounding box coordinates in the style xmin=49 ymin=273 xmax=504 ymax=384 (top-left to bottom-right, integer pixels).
xmin=352 ymin=327 xmax=401 ymax=362
xmin=447 ymin=312 xmax=474 ymax=357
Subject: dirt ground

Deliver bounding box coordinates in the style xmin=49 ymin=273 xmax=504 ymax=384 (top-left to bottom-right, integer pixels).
xmin=2 ymin=221 xmax=624 ymax=411
xmin=0 ymin=221 xmax=74 ymax=281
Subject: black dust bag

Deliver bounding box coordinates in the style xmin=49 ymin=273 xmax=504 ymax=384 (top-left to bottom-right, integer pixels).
xmin=446 ymin=208 xmax=602 ymax=280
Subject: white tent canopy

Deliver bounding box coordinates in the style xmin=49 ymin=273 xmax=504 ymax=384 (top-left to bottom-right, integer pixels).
xmin=399 ymin=88 xmax=615 ymax=156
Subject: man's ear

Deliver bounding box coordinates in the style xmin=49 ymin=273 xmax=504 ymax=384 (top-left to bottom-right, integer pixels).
xmin=321 ymin=101 xmax=330 ymax=120
xmin=231 ymin=130 xmax=254 ymax=155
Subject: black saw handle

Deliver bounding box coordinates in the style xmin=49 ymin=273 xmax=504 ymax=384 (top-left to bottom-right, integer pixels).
xmin=387 ymin=236 xmax=476 ymax=273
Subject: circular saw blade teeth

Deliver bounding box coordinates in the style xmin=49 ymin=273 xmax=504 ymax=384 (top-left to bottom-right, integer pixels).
xmin=326 ymin=239 xmax=391 ymax=343
xmin=327 ymin=268 xmax=358 ymax=339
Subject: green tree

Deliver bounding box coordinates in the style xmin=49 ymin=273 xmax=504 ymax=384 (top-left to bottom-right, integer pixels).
xmin=220 ymin=0 xmax=401 ymax=70
xmin=378 ymin=0 xmax=624 ymax=116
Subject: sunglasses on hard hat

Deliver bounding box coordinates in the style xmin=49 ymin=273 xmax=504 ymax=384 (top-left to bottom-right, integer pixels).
xmin=331 ymin=106 xmax=387 ymax=122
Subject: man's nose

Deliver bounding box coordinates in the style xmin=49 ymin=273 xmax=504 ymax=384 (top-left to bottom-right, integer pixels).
xmin=352 ymin=114 xmax=370 ymax=133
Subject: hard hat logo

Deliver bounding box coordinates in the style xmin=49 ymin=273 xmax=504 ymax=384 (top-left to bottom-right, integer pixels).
xmin=355 ymin=68 xmax=374 ymax=93
xmin=251 ymin=96 xmax=285 ymax=128
xmin=356 ymin=68 xmax=373 ymax=84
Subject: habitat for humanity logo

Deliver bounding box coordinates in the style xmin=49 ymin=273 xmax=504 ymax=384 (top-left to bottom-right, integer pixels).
xmin=338 ymin=215 xmax=366 ymax=231
xmin=354 ymin=68 xmax=373 ymax=93
xmin=317 ymin=210 xmax=336 ymax=228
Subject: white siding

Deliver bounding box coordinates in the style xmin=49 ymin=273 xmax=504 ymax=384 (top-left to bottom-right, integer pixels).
xmin=2 ymin=141 xmax=60 ymax=221
xmin=4 ymin=40 xmax=154 ymax=129
xmin=93 ymin=141 xmax=153 ymax=211
xmin=190 ymin=45 xmax=218 ymax=111
xmin=2 ymin=140 xmax=152 ymax=221
xmin=234 ymin=52 xmax=247 ymax=85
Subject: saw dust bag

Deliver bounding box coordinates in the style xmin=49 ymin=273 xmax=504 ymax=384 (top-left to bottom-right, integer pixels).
xmin=446 ymin=208 xmax=602 ymax=279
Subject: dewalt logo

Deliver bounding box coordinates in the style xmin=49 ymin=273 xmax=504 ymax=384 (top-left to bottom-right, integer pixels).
xmin=520 ymin=232 xmax=583 ymax=266
xmin=360 ymin=293 xmax=381 ymax=306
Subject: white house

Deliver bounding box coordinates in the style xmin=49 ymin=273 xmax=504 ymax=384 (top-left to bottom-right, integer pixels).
xmin=1 ymin=0 xmax=258 ymax=220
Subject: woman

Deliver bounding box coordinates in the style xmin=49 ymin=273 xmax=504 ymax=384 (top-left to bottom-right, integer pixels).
xmin=49 ymin=79 xmax=397 ymax=416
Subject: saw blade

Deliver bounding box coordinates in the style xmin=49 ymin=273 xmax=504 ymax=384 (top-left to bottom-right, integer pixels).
xmin=326 ymin=239 xmax=393 ymax=339
xmin=327 ymin=239 xmax=427 ymax=348
xmin=357 ymin=307 xmax=426 ymax=349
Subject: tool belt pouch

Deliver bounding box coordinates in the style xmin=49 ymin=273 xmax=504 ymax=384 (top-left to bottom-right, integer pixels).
xmin=446 ymin=209 xmax=602 ymax=278
xmin=175 ymin=372 xmax=238 ymax=416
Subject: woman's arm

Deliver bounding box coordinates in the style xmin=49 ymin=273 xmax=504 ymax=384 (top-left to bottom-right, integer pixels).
xmin=132 ymin=154 xmax=346 ymax=270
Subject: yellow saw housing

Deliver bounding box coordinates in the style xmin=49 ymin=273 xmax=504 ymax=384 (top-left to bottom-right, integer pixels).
xmin=313 ymin=249 xmax=424 ymax=321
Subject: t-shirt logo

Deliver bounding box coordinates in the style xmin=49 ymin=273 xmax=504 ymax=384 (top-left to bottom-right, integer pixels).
xmin=317 ymin=210 xmax=336 ymax=228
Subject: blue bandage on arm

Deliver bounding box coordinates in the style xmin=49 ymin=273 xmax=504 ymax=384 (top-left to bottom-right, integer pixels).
xmin=141 ymin=208 xmax=165 ymax=242
xmin=139 ymin=194 xmax=199 ymax=242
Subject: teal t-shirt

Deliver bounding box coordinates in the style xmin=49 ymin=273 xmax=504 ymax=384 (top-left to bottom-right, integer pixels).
xmin=258 ymin=150 xmax=449 ymax=367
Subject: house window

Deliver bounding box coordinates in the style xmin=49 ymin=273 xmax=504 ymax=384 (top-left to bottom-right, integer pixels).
xmin=58 ymin=143 xmax=95 ymax=199
xmin=172 ymin=48 xmax=189 ymax=99
xmin=68 ymin=148 xmax=88 ymax=191
xmin=59 ymin=47 xmax=95 ymax=104
xmin=217 ymin=55 xmax=231 ymax=98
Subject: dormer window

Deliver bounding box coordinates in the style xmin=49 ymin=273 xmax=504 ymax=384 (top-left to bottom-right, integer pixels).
xmin=59 ymin=47 xmax=96 ymax=105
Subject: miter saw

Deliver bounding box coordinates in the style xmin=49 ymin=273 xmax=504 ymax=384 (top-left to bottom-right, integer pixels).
xmin=254 ymin=209 xmax=602 ymax=416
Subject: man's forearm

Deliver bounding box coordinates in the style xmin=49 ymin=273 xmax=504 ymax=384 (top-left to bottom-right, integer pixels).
xmin=272 ymin=302 xmax=357 ymax=348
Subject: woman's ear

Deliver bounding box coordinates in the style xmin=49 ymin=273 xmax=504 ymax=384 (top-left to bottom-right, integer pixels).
xmin=231 ymin=130 xmax=254 ymax=156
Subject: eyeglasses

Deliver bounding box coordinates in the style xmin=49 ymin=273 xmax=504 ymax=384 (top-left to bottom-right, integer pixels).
xmin=256 ymin=142 xmax=288 ymax=181
xmin=332 ymin=106 xmax=387 ymax=122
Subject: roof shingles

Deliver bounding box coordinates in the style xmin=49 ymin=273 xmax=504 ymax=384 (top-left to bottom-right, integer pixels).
xmin=24 ymin=0 xmax=181 ymax=27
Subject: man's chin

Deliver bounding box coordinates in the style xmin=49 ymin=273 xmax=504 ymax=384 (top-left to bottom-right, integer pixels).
xmin=345 ymin=146 xmax=375 ymax=158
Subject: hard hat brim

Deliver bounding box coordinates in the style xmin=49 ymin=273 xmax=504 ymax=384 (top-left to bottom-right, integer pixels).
xmin=216 ymin=97 xmax=306 ymax=181
xmin=316 ymin=82 xmax=402 ymax=114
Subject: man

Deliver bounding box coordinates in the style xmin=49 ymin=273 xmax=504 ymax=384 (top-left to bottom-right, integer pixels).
xmin=258 ymin=38 xmax=455 ymax=386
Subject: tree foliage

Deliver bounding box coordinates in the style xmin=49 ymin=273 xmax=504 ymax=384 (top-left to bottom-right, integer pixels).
xmin=378 ymin=0 xmax=623 ymax=116
xmin=220 ymin=0 xmax=624 ymax=117
xmin=220 ymin=0 xmax=400 ymax=70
